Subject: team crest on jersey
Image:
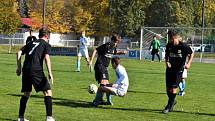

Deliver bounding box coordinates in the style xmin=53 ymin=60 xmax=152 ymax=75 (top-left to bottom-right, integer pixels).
xmin=105 ymin=53 xmax=113 ymax=58
xmin=103 ymin=74 xmax=106 ymax=78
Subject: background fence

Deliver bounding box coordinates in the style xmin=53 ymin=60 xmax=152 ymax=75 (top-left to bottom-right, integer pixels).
xmin=128 ymin=27 xmax=215 ymax=63
xmin=0 ymin=33 xmax=92 ymax=55
xmin=1 ymin=27 xmax=215 ymax=63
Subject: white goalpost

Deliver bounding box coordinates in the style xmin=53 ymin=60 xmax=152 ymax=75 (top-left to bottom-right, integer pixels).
xmin=139 ymin=27 xmax=215 ymax=63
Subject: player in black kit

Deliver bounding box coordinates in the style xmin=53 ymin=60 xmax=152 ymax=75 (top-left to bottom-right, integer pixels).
xmin=25 ymin=29 xmax=37 ymax=44
xmin=163 ymin=30 xmax=194 ymax=113
xmin=16 ymin=27 xmax=55 ymax=121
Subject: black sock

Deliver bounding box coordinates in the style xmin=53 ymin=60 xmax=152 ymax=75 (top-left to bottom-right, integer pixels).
xmin=168 ymin=93 xmax=176 ymax=106
xmin=44 ymin=96 xmax=52 ymax=116
xmin=100 ymin=84 xmax=106 ymax=86
xmin=167 ymin=91 xmax=171 ymax=99
xmin=19 ymin=95 xmax=29 ymax=117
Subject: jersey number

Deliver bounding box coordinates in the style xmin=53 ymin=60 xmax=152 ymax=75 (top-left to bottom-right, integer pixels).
xmin=29 ymin=42 xmax=40 ymax=55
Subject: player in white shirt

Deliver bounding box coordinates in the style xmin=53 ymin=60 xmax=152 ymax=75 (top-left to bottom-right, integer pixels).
xmin=93 ymin=57 xmax=129 ymax=106
xmin=75 ymin=30 xmax=91 ymax=72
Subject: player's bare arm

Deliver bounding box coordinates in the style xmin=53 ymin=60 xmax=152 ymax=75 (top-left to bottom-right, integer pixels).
xmin=89 ymin=48 xmax=97 ymax=65
xmin=45 ymin=54 xmax=53 ymax=84
xmin=116 ymin=50 xmax=127 ymax=55
xmin=16 ymin=50 xmax=22 ymax=76
xmin=185 ymin=53 xmax=194 ymax=69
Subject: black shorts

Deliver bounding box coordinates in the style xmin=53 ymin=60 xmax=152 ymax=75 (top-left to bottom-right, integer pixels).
xmin=151 ymin=49 xmax=159 ymax=55
xmin=22 ymin=69 xmax=51 ymax=92
xmin=166 ymin=68 xmax=183 ymax=88
xmin=94 ymin=63 xmax=109 ymax=84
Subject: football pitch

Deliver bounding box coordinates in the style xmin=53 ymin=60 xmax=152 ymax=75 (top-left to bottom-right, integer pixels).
xmin=0 ymin=53 xmax=215 ymax=121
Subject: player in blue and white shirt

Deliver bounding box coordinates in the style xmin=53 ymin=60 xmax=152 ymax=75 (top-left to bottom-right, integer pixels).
xmin=93 ymin=57 xmax=129 ymax=106
xmin=75 ymin=31 xmax=91 ymax=72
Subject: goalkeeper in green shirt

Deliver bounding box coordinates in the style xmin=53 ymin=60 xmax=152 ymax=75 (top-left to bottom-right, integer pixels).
xmin=149 ymin=35 xmax=161 ymax=62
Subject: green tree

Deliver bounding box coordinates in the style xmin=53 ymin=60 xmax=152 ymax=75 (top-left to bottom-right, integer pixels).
xmin=194 ymin=0 xmax=214 ymax=27
xmin=110 ymin=0 xmax=149 ymax=37
xmin=145 ymin=0 xmax=194 ymax=27
xmin=0 ymin=0 xmax=20 ymax=35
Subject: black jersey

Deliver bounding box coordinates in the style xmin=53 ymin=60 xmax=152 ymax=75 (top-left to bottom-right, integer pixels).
xmin=26 ymin=36 xmax=37 ymax=44
xmin=21 ymin=39 xmax=51 ymax=71
xmin=96 ymin=42 xmax=117 ymax=67
xmin=165 ymin=42 xmax=193 ymax=70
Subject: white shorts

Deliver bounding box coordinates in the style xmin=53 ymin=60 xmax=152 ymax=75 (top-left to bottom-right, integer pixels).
xmin=182 ymin=69 xmax=187 ymax=78
xmin=112 ymin=87 xmax=127 ymax=97
xmin=78 ymin=49 xmax=89 ymax=58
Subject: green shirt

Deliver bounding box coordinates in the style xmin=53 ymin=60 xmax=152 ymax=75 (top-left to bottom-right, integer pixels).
xmin=150 ymin=39 xmax=160 ymax=50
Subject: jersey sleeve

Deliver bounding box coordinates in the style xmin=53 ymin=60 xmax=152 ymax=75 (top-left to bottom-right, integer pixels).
xmin=96 ymin=44 xmax=107 ymax=55
xmin=185 ymin=44 xmax=193 ymax=55
xmin=20 ymin=45 xmax=27 ymax=55
xmin=32 ymin=36 xmax=37 ymax=41
xmin=44 ymin=43 xmax=51 ymax=54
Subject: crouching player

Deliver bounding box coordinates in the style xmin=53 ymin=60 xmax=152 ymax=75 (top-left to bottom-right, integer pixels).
xmin=93 ymin=57 xmax=129 ymax=106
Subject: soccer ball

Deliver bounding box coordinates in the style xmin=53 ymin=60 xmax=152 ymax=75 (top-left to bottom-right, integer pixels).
xmin=88 ymin=84 xmax=98 ymax=94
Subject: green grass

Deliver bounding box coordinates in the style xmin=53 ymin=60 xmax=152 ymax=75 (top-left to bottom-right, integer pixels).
xmin=0 ymin=53 xmax=215 ymax=121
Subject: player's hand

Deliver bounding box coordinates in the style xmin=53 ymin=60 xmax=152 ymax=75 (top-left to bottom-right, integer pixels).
xmin=16 ymin=68 xmax=22 ymax=76
xmin=48 ymin=73 xmax=54 ymax=84
xmin=166 ymin=62 xmax=171 ymax=68
xmin=123 ymin=50 xmax=128 ymax=54
xmin=184 ymin=63 xmax=190 ymax=69
xmin=88 ymin=60 xmax=92 ymax=66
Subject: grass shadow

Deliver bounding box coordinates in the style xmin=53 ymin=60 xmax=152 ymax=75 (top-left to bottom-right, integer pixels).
xmin=173 ymin=110 xmax=215 ymax=116
xmin=7 ymin=93 xmax=215 ymax=117
xmin=53 ymin=99 xmax=93 ymax=108
xmin=0 ymin=62 xmax=15 ymax=66
xmin=127 ymin=90 xmax=166 ymax=95
xmin=0 ymin=118 xmax=16 ymax=121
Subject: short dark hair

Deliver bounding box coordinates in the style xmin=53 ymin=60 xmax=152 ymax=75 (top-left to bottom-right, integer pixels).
xmin=111 ymin=56 xmax=120 ymax=65
xmin=168 ymin=30 xmax=179 ymax=40
xmin=111 ymin=34 xmax=121 ymax=43
xmin=39 ymin=26 xmax=50 ymax=38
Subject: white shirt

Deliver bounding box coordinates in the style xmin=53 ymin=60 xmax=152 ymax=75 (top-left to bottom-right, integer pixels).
xmin=79 ymin=36 xmax=90 ymax=50
xmin=114 ymin=64 xmax=129 ymax=92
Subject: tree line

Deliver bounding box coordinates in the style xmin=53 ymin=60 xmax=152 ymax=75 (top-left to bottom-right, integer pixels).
xmin=1 ymin=0 xmax=215 ymax=38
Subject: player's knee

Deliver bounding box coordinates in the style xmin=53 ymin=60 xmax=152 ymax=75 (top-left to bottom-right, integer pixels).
xmin=44 ymin=90 xmax=52 ymax=96
xmin=100 ymin=80 xmax=109 ymax=85
xmin=172 ymin=88 xmax=177 ymax=94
